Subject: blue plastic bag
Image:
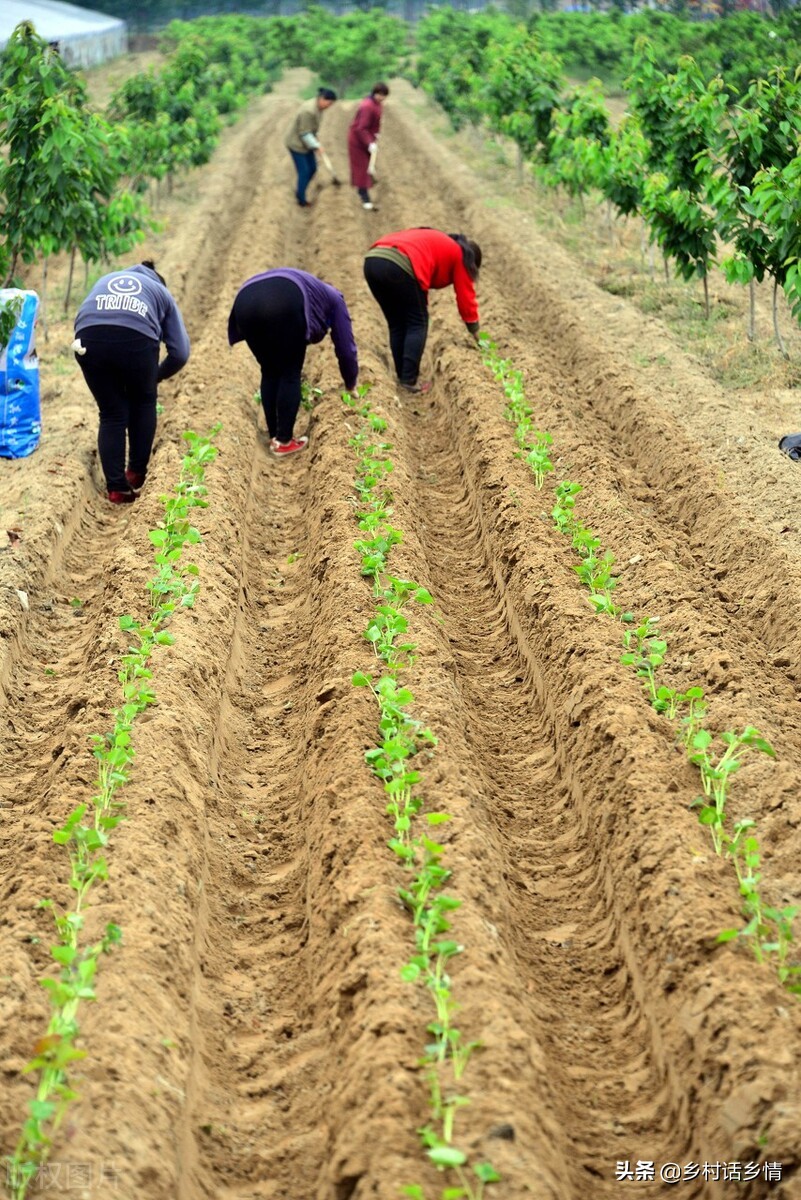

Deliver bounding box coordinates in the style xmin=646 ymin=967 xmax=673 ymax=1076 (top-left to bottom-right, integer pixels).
xmin=0 ymin=289 xmax=41 ymax=459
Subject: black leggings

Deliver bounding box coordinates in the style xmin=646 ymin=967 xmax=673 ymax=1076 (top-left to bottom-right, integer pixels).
xmin=75 ymin=327 xmax=159 ymax=492
xmin=363 ymin=257 xmax=428 ymax=387
xmin=231 ymin=277 xmax=307 ymax=441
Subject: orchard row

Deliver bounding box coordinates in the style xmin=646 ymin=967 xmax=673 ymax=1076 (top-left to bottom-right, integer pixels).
xmin=415 ymin=10 xmax=801 ymax=346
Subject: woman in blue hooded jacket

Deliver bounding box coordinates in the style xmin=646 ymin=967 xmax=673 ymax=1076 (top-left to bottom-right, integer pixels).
xmin=74 ymin=260 xmax=190 ymax=503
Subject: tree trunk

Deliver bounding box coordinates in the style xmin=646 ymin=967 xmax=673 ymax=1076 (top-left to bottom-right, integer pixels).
xmin=3 ymin=252 xmax=19 ymax=288
xmin=516 ymin=143 xmax=523 ymax=186
xmin=64 ymin=246 xmax=77 ymax=315
xmin=703 ymin=273 xmax=709 ymax=320
xmin=40 ymin=257 xmax=49 ymax=343
xmin=773 ymin=277 xmax=789 ymax=360
xmin=748 ymin=277 xmax=755 ymax=342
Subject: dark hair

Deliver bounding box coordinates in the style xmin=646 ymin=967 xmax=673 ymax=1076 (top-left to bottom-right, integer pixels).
xmin=371 ymin=82 xmax=390 ymax=97
xmin=142 ymin=258 xmax=166 ymax=286
xmin=317 ymin=87 xmax=337 ymax=101
xmin=448 ymin=234 xmax=482 ymax=281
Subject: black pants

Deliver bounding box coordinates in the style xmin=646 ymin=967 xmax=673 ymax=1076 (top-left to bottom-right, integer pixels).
xmin=363 ymin=257 xmax=428 ymax=387
xmin=231 ymin=278 xmax=307 ymax=441
xmin=75 ymin=327 xmax=159 ymax=492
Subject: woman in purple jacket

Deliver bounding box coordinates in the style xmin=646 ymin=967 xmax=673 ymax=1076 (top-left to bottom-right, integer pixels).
xmin=74 ymin=260 xmax=190 ymax=504
xmin=348 ymin=83 xmax=389 ymax=211
xmin=228 ymin=269 xmax=358 ymax=457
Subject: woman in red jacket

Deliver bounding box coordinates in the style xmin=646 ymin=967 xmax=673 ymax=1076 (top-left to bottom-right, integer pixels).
xmin=364 ymin=227 xmax=482 ymax=393
xmin=348 ymin=83 xmax=389 ymax=211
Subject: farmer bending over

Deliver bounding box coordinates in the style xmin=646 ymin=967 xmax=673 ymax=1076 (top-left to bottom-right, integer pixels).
xmin=228 ymin=268 xmax=358 ymax=457
xmin=364 ymin=227 xmax=482 ymax=394
xmin=73 ymin=260 xmax=190 ymax=504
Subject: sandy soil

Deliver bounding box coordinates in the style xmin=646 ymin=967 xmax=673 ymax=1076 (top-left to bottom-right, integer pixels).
xmin=2 ymin=69 xmax=801 ymax=1200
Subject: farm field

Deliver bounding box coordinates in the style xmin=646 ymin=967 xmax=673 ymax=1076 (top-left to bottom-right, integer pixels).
xmin=3 ymin=68 xmax=801 ymax=1200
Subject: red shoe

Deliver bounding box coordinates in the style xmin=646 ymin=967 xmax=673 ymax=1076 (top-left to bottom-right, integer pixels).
xmin=108 ymin=489 xmax=136 ymax=504
xmin=270 ymin=436 xmax=309 ymax=457
xmin=125 ymin=469 xmax=146 ymax=491
xmin=400 ymin=380 xmax=432 ymax=395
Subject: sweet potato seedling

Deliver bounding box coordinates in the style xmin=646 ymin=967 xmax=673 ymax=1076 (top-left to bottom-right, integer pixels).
xmin=344 ymin=388 xmax=498 ymax=1196
xmin=6 ymin=426 xmax=220 ymax=1197
xmin=718 ymin=821 xmax=801 ymax=991
xmin=478 ymin=335 xmax=553 ymax=489
xmin=689 ymin=725 xmax=775 ymax=854
xmin=477 ymin=342 xmax=792 ymax=999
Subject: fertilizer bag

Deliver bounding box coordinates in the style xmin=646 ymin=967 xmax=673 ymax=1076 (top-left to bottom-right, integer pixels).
xmin=0 ymin=289 xmax=41 ymax=459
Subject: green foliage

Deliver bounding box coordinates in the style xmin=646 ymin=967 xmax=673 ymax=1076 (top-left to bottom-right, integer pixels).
xmin=476 ymin=332 xmax=798 ymax=1000
xmin=642 ymin=173 xmax=718 ymax=284
xmin=483 ymin=31 xmax=564 ymax=162
xmin=600 ymin=114 xmax=648 ymax=219
xmin=0 ymin=22 xmax=148 ymax=279
xmin=747 ymin=157 xmax=801 ymax=319
xmin=527 ymin=8 xmax=801 ymax=95
xmin=663 ymin=56 xmax=728 ymax=194
xmin=109 ymin=17 xmax=286 ymax=189
xmin=711 ymin=67 xmax=801 ymax=338
xmin=723 ymin=66 xmax=801 ymax=193
xmin=414 ymin=9 xmax=515 ymax=131
xmin=295 ymin=7 xmax=409 ymax=97
xmin=542 ymin=79 xmax=610 ymax=199
xmin=625 ymin=38 xmax=675 ymax=171
xmin=0 ymin=293 xmax=24 ymax=351
xmin=626 ymin=48 xmax=727 ymax=287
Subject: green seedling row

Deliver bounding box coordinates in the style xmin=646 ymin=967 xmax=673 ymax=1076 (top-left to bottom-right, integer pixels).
xmin=343 ymin=387 xmax=499 ymax=1200
xmin=5 ymin=426 xmax=221 ymax=1198
xmin=478 ymin=336 xmax=554 ymax=490
xmin=477 ymin=338 xmax=799 ymax=994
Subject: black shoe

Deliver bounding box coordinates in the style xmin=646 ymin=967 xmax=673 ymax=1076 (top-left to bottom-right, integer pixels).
xmin=779 ymin=434 xmax=801 ymax=460
xmin=399 ymin=380 xmax=432 ymax=395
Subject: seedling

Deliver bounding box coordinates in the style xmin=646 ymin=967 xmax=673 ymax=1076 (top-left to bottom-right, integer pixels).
xmin=621 ymin=617 xmax=669 ymax=708
xmin=344 ymin=387 xmax=498 ymax=1195
xmin=300 ymin=380 xmax=323 ymax=412
xmin=552 ymin=481 xmax=582 ymax=536
xmin=689 ymin=726 xmax=775 ymax=854
xmin=524 ymin=433 xmax=554 ymax=489
xmin=718 ymin=821 xmax=801 ymax=992
xmin=480 ymin=340 xmax=792 ymax=999
xmin=478 ymin=336 xmax=553 ymax=490
xmin=7 ymin=425 xmax=220 ymax=1196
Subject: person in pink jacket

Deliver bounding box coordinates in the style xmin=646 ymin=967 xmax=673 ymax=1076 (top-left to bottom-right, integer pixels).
xmin=348 ymin=83 xmax=389 ymax=211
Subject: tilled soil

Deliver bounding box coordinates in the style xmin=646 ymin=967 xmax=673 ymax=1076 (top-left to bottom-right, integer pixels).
xmin=2 ymin=74 xmax=801 ymax=1200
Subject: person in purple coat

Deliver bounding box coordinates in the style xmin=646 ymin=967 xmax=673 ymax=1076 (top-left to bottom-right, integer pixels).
xmin=228 ymin=269 xmax=358 ymax=457
xmin=348 ymin=83 xmax=389 ymax=211
xmin=74 ymin=260 xmax=190 ymax=504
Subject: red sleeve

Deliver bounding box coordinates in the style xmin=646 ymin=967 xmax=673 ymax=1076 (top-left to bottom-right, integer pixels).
xmin=351 ymin=99 xmax=380 ymax=150
xmin=451 ymin=256 xmax=479 ymax=325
